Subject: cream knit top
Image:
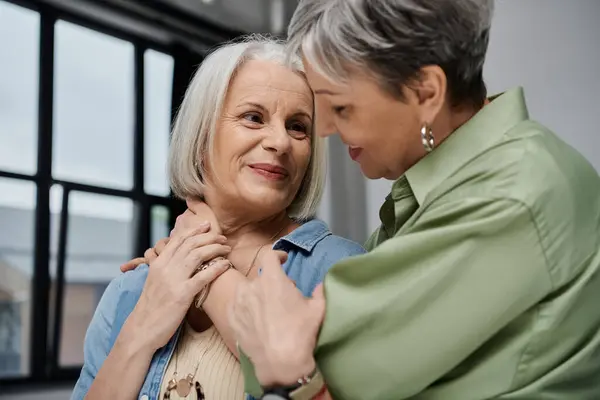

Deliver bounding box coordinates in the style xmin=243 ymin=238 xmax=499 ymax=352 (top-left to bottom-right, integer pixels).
xmin=159 ymin=322 xmax=245 ymax=400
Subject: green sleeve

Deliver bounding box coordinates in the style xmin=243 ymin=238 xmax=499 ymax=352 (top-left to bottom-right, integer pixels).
xmin=315 ymin=197 xmax=552 ymax=399
xmin=239 ymin=344 xmax=262 ymax=398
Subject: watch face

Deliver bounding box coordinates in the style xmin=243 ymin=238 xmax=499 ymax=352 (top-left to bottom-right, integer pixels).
xmin=262 ymin=394 xmax=288 ymax=400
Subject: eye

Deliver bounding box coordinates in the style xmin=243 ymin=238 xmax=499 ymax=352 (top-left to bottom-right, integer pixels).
xmin=242 ymin=112 xmax=264 ymax=125
xmin=332 ymin=105 xmax=348 ymax=118
xmin=286 ymin=120 xmax=310 ymax=139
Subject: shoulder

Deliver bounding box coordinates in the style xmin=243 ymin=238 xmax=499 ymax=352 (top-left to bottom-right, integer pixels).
xmin=281 ymin=218 xmax=365 ymax=261
xmin=313 ymin=232 xmax=366 ymax=259
xmin=433 ymin=121 xmax=600 ymax=286
xmin=278 ymin=219 xmax=365 ymax=295
xmin=90 ymin=265 xmax=149 ymax=339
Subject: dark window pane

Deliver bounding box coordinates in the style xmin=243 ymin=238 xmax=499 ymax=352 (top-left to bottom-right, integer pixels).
xmin=0 ymin=177 xmax=36 ymax=377
xmin=53 ymin=21 xmax=134 ymax=189
xmin=144 ymin=50 xmax=173 ymax=196
xmin=0 ymin=3 xmax=39 ymax=175
xmin=50 ymin=187 xmax=133 ymax=366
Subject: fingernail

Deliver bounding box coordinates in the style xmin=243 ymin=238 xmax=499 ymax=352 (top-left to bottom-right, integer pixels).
xmin=199 ymin=221 xmax=210 ymax=228
xmin=217 ymin=235 xmax=227 ymax=243
xmin=217 ymin=259 xmax=231 ymax=270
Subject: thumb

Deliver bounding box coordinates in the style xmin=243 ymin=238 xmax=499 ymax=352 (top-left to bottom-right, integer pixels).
xmin=309 ymin=283 xmax=326 ymax=321
xmin=186 ymin=197 xmax=204 ymax=213
xmin=311 ymin=283 xmax=325 ymax=302
xmin=274 ymin=250 xmax=288 ymax=264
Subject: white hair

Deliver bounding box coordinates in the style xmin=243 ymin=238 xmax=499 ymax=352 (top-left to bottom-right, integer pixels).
xmin=288 ymin=0 xmax=495 ymax=106
xmin=169 ymin=34 xmax=325 ymax=221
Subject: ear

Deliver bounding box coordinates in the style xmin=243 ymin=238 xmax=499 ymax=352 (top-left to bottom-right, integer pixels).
xmin=414 ymin=65 xmax=447 ymax=124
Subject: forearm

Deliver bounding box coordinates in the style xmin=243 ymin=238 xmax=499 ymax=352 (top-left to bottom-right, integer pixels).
xmin=202 ymin=268 xmax=247 ymax=357
xmin=85 ymin=323 xmax=155 ymax=400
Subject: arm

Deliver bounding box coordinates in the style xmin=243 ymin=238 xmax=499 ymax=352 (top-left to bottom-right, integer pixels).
xmin=70 ymin=275 xmax=124 ymax=400
xmin=78 ymin=226 xmax=230 ymax=400
xmin=317 ymin=197 xmax=552 ymax=399
xmin=84 ymin=322 xmax=155 ymax=400
xmin=238 ymin=197 xmax=553 ymax=399
xmin=202 ymin=268 xmax=247 ymax=357
xmin=119 ymin=207 xmax=246 ymax=359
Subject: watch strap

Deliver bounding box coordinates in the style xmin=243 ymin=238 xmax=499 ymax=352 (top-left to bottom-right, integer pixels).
xmin=262 ymin=368 xmax=325 ymax=400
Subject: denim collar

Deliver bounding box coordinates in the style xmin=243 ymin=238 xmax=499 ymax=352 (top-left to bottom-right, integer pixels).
xmin=273 ymin=219 xmax=332 ymax=253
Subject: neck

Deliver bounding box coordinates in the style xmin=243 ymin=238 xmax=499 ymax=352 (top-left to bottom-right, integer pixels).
xmin=207 ymin=201 xmax=291 ymax=249
xmin=437 ymin=103 xmax=484 ymax=146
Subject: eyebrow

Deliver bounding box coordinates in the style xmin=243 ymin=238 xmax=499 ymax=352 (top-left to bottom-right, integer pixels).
xmin=313 ymin=89 xmax=341 ymax=95
xmin=239 ymin=102 xmax=312 ymax=121
xmin=238 ymin=102 xmax=269 ymax=112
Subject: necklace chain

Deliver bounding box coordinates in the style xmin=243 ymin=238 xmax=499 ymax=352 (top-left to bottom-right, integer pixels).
xmin=245 ymin=224 xmax=287 ymax=277
xmin=165 ymin=328 xmax=217 ymax=399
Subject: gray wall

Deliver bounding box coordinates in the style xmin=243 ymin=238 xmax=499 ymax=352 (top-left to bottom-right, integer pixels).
xmin=361 ymin=0 xmax=600 ymax=235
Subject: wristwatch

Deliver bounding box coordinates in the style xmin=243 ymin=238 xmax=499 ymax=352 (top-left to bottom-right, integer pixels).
xmin=261 ymin=368 xmax=325 ymax=400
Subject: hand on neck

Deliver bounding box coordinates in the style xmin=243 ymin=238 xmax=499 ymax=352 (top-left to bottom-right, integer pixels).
xmin=207 ymin=202 xmax=293 ymax=249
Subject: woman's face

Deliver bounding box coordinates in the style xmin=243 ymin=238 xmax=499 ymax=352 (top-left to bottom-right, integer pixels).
xmin=205 ymin=60 xmax=313 ymax=215
xmin=303 ymin=58 xmax=432 ymax=181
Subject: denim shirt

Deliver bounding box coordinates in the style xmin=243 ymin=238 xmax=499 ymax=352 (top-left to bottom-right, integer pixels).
xmin=71 ymin=219 xmax=365 ymax=400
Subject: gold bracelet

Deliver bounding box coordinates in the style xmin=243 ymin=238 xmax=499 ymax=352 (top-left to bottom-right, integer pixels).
xmin=193 ymin=257 xmax=230 ymax=309
xmin=290 ymin=368 xmax=325 ymax=400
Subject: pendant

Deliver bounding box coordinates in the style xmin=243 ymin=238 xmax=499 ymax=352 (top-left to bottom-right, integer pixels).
xmin=164 ymin=374 xmax=200 ymax=400
xmin=176 ymin=378 xmax=192 ymax=397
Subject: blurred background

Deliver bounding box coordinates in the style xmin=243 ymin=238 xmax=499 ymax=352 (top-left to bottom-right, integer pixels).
xmin=0 ymin=0 xmax=598 ymax=398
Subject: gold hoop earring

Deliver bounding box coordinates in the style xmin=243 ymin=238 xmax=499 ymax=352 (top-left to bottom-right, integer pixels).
xmin=421 ymin=124 xmax=435 ymax=152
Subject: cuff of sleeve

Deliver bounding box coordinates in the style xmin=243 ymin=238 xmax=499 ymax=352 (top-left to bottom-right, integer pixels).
xmin=238 ymin=342 xmax=264 ymax=398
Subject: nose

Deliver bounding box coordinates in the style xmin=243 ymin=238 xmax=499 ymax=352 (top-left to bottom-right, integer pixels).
xmin=314 ymin=99 xmax=337 ymax=138
xmin=261 ymin=123 xmax=292 ymax=155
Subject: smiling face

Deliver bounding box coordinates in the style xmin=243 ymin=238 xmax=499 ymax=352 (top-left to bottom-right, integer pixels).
xmin=202 ymin=59 xmax=314 ymax=216
xmin=303 ymin=57 xmax=428 ymax=181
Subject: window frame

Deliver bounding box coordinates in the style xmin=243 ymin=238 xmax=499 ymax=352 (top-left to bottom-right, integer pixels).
xmin=0 ymin=0 xmax=235 ymax=388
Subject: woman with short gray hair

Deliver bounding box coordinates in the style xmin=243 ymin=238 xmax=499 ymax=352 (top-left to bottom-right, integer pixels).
xmin=232 ymin=1 xmax=600 ymax=399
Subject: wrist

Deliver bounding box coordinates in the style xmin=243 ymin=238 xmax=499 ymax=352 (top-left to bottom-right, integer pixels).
xmin=119 ymin=314 xmax=161 ymax=356
xmin=260 ymin=353 xmax=316 ymax=387
xmin=262 ymin=364 xmax=325 ymax=400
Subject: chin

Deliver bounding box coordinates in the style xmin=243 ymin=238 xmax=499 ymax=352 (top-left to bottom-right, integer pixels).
xmin=358 ymin=163 xmax=387 ymax=180
xmin=244 ymin=192 xmax=291 ymax=214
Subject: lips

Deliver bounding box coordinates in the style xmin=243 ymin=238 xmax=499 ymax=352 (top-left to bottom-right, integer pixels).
xmin=249 ymin=163 xmax=289 ymax=181
xmin=348 ymin=146 xmax=363 ymax=161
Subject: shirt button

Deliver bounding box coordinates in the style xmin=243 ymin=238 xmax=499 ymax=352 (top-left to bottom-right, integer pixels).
xmin=140 ymin=395 xmax=149 ymax=400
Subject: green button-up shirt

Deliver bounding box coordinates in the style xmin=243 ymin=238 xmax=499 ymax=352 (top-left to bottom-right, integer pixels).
xmin=243 ymin=87 xmax=600 ymax=399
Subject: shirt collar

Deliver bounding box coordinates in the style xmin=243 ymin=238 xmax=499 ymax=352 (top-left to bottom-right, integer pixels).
xmin=273 ymin=218 xmax=331 ymax=253
xmin=404 ymin=87 xmax=529 ymax=205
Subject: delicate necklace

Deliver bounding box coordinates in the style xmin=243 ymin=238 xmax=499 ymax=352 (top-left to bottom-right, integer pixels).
xmin=163 ymin=328 xmax=217 ymax=400
xmin=244 ymin=224 xmax=287 ymax=277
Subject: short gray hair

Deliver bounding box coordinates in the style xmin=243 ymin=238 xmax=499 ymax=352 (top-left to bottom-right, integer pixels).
xmin=288 ymin=0 xmax=494 ymax=107
xmin=169 ymin=34 xmax=325 ymax=221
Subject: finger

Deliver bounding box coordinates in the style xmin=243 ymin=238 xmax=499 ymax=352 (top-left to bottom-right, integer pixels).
xmin=183 ymin=244 xmax=232 ymax=273
xmin=161 ymin=224 xmax=210 ymax=261
xmin=258 ymin=250 xmax=288 ymax=280
xmin=175 ymin=210 xmax=207 ymax=232
xmin=143 ymin=247 xmax=158 ymax=263
xmin=309 ymin=285 xmax=327 ymax=326
xmin=186 ymin=198 xmax=204 ymax=212
xmin=312 ymin=283 xmax=325 ymax=301
xmin=274 ymin=250 xmax=289 ymax=264
xmin=187 ymin=258 xmax=231 ymax=293
xmin=120 ymin=257 xmax=146 ymax=272
xmin=178 ymin=232 xmax=228 ymax=256
xmin=155 ymin=237 xmax=169 ymax=255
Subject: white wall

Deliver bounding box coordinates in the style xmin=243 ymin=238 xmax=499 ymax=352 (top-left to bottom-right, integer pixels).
xmin=364 ymin=0 xmax=600 ymax=235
